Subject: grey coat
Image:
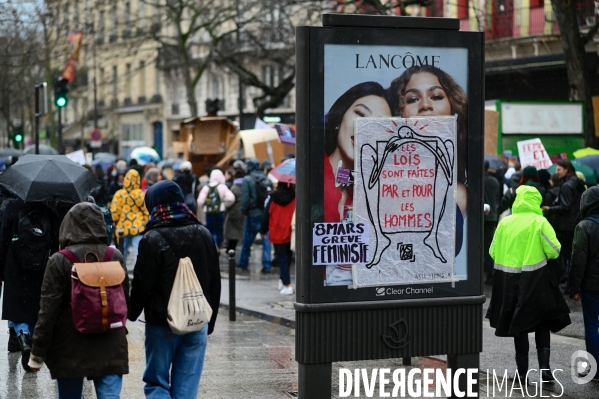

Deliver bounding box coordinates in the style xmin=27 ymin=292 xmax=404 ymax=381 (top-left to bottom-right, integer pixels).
xmin=225 ymin=181 xmax=245 ymax=241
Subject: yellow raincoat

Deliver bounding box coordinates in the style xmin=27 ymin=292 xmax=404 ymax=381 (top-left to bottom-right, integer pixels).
xmin=111 ymin=169 xmax=149 ymax=237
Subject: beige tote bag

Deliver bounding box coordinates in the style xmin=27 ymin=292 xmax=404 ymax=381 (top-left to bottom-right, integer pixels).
xmin=166 ymin=257 xmax=213 ymax=335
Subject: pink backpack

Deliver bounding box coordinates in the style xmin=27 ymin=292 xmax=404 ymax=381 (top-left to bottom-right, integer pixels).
xmin=59 ymin=247 xmax=127 ymax=334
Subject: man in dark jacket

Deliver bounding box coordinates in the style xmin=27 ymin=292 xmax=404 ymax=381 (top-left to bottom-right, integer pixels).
xmin=570 ymin=186 xmax=599 ymax=380
xmin=484 ymin=160 xmax=501 ymax=285
xmin=238 ymin=158 xmax=272 ymax=273
xmin=129 ymin=180 xmax=221 ymax=398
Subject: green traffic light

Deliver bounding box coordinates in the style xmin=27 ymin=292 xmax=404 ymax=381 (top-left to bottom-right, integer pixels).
xmin=56 ymin=97 xmax=67 ymax=107
xmin=14 ymin=134 xmax=23 ymax=142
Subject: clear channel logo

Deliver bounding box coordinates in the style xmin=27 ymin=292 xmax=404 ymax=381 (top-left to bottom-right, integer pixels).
xmin=375 ymin=287 xmax=386 ymax=296
xmin=571 ymin=350 xmax=597 ymax=384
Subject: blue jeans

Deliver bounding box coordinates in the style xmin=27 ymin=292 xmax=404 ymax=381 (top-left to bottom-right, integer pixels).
xmin=274 ymin=243 xmax=292 ymax=286
xmin=57 ymin=374 xmax=122 ymax=399
xmin=582 ymin=289 xmax=599 ymax=378
xmin=238 ymin=216 xmax=272 ymax=270
xmin=143 ymin=324 xmax=208 ymax=399
xmin=122 ymin=235 xmax=142 ymax=264
xmin=8 ymin=321 xmax=34 ymax=337
xmin=205 ymin=212 xmax=225 ymax=248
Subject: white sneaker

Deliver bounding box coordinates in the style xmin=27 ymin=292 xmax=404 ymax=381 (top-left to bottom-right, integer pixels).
xmin=280 ymin=286 xmax=294 ymax=295
xmin=278 ymin=280 xmax=284 ymax=290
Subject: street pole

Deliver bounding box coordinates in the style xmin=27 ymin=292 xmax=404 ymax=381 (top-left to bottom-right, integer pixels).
xmin=57 ymin=106 xmax=64 ymax=154
xmin=34 ymin=85 xmax=40 ymax=155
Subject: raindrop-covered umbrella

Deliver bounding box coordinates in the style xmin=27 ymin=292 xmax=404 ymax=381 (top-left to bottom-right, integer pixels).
xmin=157 ymin=158 xmax=184 ymax=169
xmin=269 ymin=158 xmax=296 ymax=184
xmin=0 ymin=148 xmax=23 ymax=158
xmin=0 ymin=154 xmax=99 ymax=206
xmin=575 ymin=155 xmax=599 ymax=174
xmin=130 ymin=146 xmax=161 ymax=165
xmin=94 ymin=152 xmax=117 ymax=162
xmin=484 ymin=154 xmax=507 ymax=170
xmin=23 ymin=144 xmax=59 ymax=155
xmin=547 ymin=160 xmax=598 ymax=184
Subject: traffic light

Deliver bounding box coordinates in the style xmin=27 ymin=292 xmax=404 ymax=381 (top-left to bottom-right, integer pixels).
xmin=54 ymin=77 xmax=69 ymax=108
xmin=11 ymin=126 xmax=23 ymax=148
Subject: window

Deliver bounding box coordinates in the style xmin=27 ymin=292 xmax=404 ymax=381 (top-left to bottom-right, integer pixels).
xmin=98 ymin=11 xmax=105 ymax=44
xmin=125 ymin=3 xmax=131 ymax=25
xmin=74 ymin=1 xmax=79 ymax=29
xmin=139 ymin=61 xmax=146 ymax=97
xmin=122 ymin=123 xmax=146 ymax=160
xmin=99 ymin=68 xmax=105 ymax=102
xmin=64 ymin=3 xmax=69 ymax=32
xmin=110 ymin=5 xmax=118 ymax=41
xmin=55 ymin=5 xmax=60 ymax=35
xmin=113 ymin=66 xmax=118 ymax=101
xmin=138 ymin=1 xmax=145 ymax=30
xmin=84 ymin=0 xmax=89 ymax=27
xmin=125 ymin=64 xmax=132 ymax=99
xmin=155 ymin=65 xmax=161 ymax=95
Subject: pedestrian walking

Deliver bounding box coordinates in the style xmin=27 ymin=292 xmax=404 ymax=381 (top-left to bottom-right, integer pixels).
xmin=129 ymin=180 xmax=221 ymax=398
xmin=27 ymin=202 xmax=129 ymax=398
xmin=238 ymin=158 xmax=273 ymax=274
xmin=542 ymin=159 xmax=586 ymax=289
xmin=224 ymin=168 xmax=246 ymax=253
xmin=174 ymin=161 xmax=199 ymax=214
xmin=569 ymin=185 xmax=599 ymax=381
xmin=487 ymin=185 xmax=571 ymax=384
xmin=262 ymin=183 xmax=296 ymax=295
xmin=484 ymin=160 xmax=501 ymax=285
xmin=0 ymin=199 xmax=60 ymax=371
xmin=197 ymin=169 xmax=235 ymax=248
xmin=110 ymin=169 xmax=149 ymax=273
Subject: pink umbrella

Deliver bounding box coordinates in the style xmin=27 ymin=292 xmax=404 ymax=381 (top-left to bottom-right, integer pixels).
xmin=270 ymin=158 xmax=296 ymax=184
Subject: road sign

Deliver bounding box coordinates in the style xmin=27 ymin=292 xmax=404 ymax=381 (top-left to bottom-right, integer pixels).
xmin=90 ymin=128 xmax=102 ymax=141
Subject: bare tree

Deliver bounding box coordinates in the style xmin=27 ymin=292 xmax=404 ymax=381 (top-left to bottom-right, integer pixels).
xmin=550 ymin=0 xmax=598 ymax=147
xmin=141 ymin=0 xmax=257 ymax=117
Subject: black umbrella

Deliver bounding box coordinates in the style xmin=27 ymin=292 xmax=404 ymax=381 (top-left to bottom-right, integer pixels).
xmin=484 ymin=154 xmax=507 ymax=171
xmin=0 ymin=148 xmax=23 ymax=158
xmin=23 ymin=144 xmax=59 ymax=155
xmin=0 ymin=154 xmax=99 ymax=206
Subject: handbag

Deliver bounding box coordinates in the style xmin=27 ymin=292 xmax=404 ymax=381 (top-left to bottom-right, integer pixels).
xmin=161 ymin=234 xmax=212 ymax=335
xmin=59 ymin=247 xmax=127 ymax=334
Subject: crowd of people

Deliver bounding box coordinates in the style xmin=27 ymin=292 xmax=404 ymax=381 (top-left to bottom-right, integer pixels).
xmin=484 ymin=158 xmax=599 ymax=383
xmin=0 ymin=153 xmax=297 ymax=398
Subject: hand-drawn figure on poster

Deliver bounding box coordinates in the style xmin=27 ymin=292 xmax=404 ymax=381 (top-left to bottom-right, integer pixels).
xmin=360 ymin=120 xmax=455 ymax=268
xmin=353 ymin=117 xmax=457 ymax=287
xmin=322 ymin=45 xmax=469 ymax=286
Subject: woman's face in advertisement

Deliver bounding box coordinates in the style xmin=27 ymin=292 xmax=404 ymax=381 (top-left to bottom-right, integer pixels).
xmin=401 ymin=72 xmax=451 ymax=117
xmin=337 ymin=95 xmax=391 ymax=163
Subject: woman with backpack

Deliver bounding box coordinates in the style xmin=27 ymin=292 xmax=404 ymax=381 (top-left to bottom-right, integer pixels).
xmin=197 ymin=169 xmax=235 ymax=248
xmin=27 ymin=202 xmax=129 ymax=398
xmin=262 ymin=183 xmax=296 ymax=295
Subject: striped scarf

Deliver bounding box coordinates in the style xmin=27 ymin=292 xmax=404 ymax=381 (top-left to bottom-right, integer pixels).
xmin=146 ymin=202 xmax=198 ymax=230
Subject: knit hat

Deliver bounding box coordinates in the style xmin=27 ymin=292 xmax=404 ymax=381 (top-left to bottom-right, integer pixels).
xmin=522 ymin=166 xmax=538 ymax=177
xmin=145 ymin=180 xmax=185 ymax=212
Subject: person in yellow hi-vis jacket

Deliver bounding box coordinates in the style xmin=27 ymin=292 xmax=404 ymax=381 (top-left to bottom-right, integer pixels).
xmin=486 ymin=185 xmax=571 ymax=385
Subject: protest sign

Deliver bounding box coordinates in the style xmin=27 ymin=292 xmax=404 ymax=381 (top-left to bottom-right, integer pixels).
xmin=516 ymin=138 xmax=552 ymax=169
xmin=312 ymin=222 xmax=369 ymax=265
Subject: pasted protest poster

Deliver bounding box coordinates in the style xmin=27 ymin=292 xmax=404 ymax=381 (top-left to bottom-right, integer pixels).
xmin=352 ymin=116 xmax=457 ymax=287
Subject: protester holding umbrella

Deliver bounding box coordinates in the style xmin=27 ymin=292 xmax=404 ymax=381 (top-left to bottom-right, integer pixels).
xmin=0 ymin=155 xmax=100 ymax=372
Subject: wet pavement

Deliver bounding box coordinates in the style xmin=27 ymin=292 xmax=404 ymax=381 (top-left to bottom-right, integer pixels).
xmin=0 ymin=243 xmax=596 ymax=398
